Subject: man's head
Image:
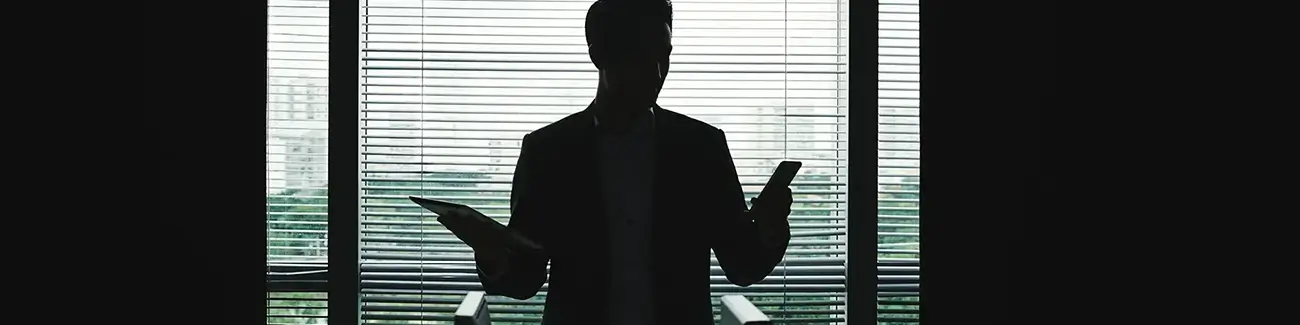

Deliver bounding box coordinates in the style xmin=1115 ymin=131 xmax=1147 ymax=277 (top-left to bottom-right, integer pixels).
xmin=585 ymin=0 xmax=673 ymax=111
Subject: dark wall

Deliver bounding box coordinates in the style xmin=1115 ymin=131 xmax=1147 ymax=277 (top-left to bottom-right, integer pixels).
xmin=920 ymin=0 xmax=1052 ymax=324
xmin=149 ymin=1 xmax=266 ymax=324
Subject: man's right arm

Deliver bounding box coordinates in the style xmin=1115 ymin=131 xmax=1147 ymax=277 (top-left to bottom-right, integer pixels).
xmin=476 ymin=133 xmax=550 ymax=300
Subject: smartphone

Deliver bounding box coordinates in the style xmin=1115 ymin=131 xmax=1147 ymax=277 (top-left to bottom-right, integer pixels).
xmin=759 ymin=160 xmax=802 ymax=200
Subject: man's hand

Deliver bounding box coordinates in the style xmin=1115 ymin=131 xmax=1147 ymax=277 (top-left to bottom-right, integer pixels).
xmin=436 ymin=207 xmax=514 ymax=280
xmin=750 ymin=186 xmax=793 ymax=248
xmin=751 ymin=186 xmax=794 ymax=221
xmin=475 ymin=246 xmax=511 ymax=281
xmin=437 ymin=206 xmax=495 ymax=243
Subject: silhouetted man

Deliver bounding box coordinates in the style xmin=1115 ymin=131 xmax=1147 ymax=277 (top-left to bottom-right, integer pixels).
xmin=473 ymin=1 xmax=793 ymax=324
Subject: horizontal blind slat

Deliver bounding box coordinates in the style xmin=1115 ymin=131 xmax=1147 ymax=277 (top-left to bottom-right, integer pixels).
xmin=267 ymin=1 xmax=332 ymax=324
xmin=877 ymin=3 xmax=921 ymax=323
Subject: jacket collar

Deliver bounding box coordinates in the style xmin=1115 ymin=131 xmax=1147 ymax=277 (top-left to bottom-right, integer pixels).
xmin=588 ymin=103 xmax=659 ymax=127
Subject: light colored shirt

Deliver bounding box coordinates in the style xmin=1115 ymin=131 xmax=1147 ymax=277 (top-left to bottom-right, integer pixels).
xmin=595 ymin=108 xmax=656 ymax=325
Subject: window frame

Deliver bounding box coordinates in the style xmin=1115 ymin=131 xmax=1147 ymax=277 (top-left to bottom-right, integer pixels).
xmin=258 ymin=1 xmax=878 ymax=324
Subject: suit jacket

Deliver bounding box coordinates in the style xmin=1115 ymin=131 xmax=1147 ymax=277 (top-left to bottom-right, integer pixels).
xmin=477 ymin=105 xmax=791 ymax=325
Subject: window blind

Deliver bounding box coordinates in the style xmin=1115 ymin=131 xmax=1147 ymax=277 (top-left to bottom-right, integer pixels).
xmin=267 ymin=0 xmax=331 ymax=324
xmin=876 ymin=1 xmax=920 ymax=324
xmin=356 ymin=0 xmax=861 ymax=324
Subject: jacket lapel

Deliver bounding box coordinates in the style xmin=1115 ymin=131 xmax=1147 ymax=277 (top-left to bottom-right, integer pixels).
xmin=648 ymin=104 xmax=673 ymax=315
xmin=570 ymin=108 xmax=609 ymax=249
xmin=559 ymin=109 xmax=614 ymax=321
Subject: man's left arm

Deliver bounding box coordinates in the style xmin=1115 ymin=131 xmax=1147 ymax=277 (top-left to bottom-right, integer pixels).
xmin=706 ymin=128 xmax=793 ymax=287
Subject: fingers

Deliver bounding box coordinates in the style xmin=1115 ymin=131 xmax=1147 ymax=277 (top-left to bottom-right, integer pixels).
xmin=772 ymin=187 xmax=794 ymax=216
xmin=753 ymin=187 xmax=794 ymax=205
xmin=475 ymin=247 xmax=511 ymax=278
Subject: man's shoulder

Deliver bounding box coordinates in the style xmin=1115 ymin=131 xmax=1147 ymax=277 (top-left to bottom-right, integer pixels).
xmin=655 ymin=107 xmax=725 ymax=139
xmin=522 ymin=107 xmax=727 ymax=147
xmin=523 ymin=111 xmax=591 ymax=145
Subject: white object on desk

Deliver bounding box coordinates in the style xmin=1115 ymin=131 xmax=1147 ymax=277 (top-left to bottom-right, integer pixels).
xmin=454 ymin=291 xmax=491 ymax=325
xmin=720 ymin=295 xmax=772 ymax=325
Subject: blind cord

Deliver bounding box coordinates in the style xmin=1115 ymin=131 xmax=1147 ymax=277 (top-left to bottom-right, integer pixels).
xmin=417 ymin=0 xmax=428 ymax=319
xmin=781 ymin=0 xmax=791 ymax=314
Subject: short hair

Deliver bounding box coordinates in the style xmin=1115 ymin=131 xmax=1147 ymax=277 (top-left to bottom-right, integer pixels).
xmin=584 ymin=1 xmax=674 ymax=56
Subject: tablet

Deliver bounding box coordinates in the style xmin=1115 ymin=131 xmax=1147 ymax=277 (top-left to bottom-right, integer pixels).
xmin=408 ymin=196 xmax=543 ymax=253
